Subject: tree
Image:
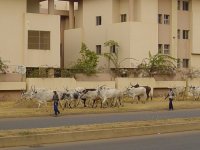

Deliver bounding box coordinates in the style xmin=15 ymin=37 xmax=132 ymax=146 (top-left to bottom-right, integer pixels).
xmin=0 ymin=57 xmax=8 ymax=74
xmin=138 ymin=52 xmax=177 ymax=76
xmin=72 ymin=43 xmax=99 ymax=75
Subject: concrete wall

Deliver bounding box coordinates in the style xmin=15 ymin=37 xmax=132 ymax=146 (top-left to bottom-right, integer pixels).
xmin=112 ymin=0 xmax=120 ymax=23
xmin=119 ymin=0 xmax=129 ymax=19
xmin=190 ymin=55 xmax=200 ymax=69
xmin=0 ymin=82 xmax=26 ymax=91
xmin=64 ymin=28 xmax=82 ymax=68
xmin=0 ymin=91 xmax=22 ymax=101
xmin=129 ymin=22 xmax=158 ymax=67
xmin=0 ymin=74 xmax=23 ymax=82
xmin=171 ymin=0 xmax=178 ymax=59
xmin=24 ymin=13 xmax=60 ymax=68
xmin=26 ymin=78 xmax=76 ymax=90
xmin=188 ymin=78 xmax=200 ymax=87
xmin=0 ymin=0 xmax=26 ymax=66
xmin=2 ymin=77 xmax=200 ymax=100
xmin=107 ymin=23 xmax=131 ymax=68
xmin=26 ymin=77 xmax=189 ymax=93
xmin=75 ymin=0 xmax=83 ymax=28
xmin=177 ymin=0 xmax=190 ymax=60
xmin=158 ymin=0 xmax=171 ymax=49
xmin=191 ymin=0 xmax=200 ymax=54
xmin=64 ymin=0 xmax=158 ymax=69
xmin=190 ymin=0 xmax=200 ymax=68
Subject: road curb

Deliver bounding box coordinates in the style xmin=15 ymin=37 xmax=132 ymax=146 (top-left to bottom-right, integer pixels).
xmin=1 ymin=122 xmax=200 ymax=148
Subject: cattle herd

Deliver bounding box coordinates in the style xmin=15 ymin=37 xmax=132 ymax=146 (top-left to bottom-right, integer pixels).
xmin=20 ymin=84 xmax=200 ymax=109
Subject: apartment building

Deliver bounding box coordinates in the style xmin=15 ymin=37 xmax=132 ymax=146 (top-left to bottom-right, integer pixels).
xmin=0 ymin=0 xmax=61 ymax=70
xmin=65 ymin=0 xmax=200 ymax=69
xmin=0 ymin=0 xmax=200 ymax=72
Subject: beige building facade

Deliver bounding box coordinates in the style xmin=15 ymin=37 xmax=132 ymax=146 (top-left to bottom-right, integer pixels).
xmin=64 ymin=0 xmax=200 ymax=69
xmin=0 ymin=0 xmax=200 ymax=72
xmin=0 ymin=0 xmax=61 ymax=69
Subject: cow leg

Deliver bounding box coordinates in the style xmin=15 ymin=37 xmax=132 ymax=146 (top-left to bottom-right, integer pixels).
xmin=64 ymin=100 xmax=69 ymax=108
xmin=146 ymin=93 xmax=149 ymax=100
xmin=92 ymin=99 xmax=97 ymax=108
xmin=138 ymin=96 xmax=141 ymax=101
xmin=101 ymin=99 xmax=106 ymax=108
xmin=115 ymin=98 xmax=120 ymax=108
xmin=143 ymin=93 xmax=147 ymax=103
xmin=132 ymin=95 xmax=136 ymax=103
xmin=83 ymin=99 xmax=87 ymax=107
xmin=119 ymin=97 xmax=124 ymax=107
xmin=38 ymin=103 xmax=41 ymax=109
xmin=64 ymin=101 xmax=67 ymax=108
xmin=68 ymin=100 xmax=73 ymax=109
xmin=45 ymin=101 xmax=48 ymax=107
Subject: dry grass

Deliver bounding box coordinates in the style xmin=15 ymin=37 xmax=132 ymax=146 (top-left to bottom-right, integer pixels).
xmin=0 ymin=97 xmax=200 ymax=118
xmin=0 ymin=117 xmax=200 ymax=138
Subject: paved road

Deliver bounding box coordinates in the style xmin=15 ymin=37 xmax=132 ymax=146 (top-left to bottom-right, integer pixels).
xmin=1 ymin=131 xmax=200 ymax=150
xmin=1 ymin=109 xmax=200 ymax=130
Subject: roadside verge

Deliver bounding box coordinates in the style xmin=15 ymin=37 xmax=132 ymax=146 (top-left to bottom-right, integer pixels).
xmin=1 ymin=118 xmax=200 ymax=148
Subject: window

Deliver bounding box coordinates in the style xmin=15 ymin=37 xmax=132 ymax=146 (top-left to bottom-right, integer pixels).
xmin=178 ymin=0 xmax=181 ymax=10
xmin=183 ymin=30 xmax=189 ymax=39
xmin=177 ymin=29 xmax=181 ymax=39
xmin=121 ymin=14 xmax=127 ymax=22
xmin=177 ymin=58 xmax=181 ymax=68
xmin=164 ymin=44 xmax=170 ymax=54
xmin=183 ymin=59 xmax=189 ymax=68
xmin=96 ymin=16 xmax=101 ymax=26
xmin=183 ymin=1 xmax=189 ymax=11
xmin=110 ymin=45 xmax=116 ymax=53
xmin=158 ymin=44 xmax=163 ymax=54
xmin=28 ymin=30 xmax=50 ymax=50
xmin=26 ymin=67 xmax=39 ymax=77
xmin=96 ymin=45 xmax=101 ymax=55
xmin=164 ymin=14 xmax=170 ymax=24
xmin=158 ymin=14 xmax=162 ymax=24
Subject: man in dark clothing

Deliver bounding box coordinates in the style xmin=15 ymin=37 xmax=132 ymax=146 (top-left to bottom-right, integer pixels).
xmin=52 ymin=91 xmax=60 ymax=116
xmin=165 ymin=88 xmax=175 ymax=110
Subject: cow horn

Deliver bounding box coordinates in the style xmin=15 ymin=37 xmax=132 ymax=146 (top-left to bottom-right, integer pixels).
xmin=100 ymin=85 xmax=106 ymax=88
xmin=64 ymin=86 xmax=68 ymax=91
xmin=30 ymin=85 xmax=33 ymax=91
xmin=34 ymin=85 xmax=36 ymax=92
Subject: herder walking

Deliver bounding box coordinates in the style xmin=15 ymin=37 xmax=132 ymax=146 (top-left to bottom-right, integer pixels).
xmin=165 ymin=88 xmax=175 ymax=111
xmin=52 ymin=91 xmax=60 ymax=116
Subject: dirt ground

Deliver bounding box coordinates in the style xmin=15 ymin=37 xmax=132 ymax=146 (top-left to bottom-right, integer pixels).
xmin=0 ymin=97 xmax=200 ymax=118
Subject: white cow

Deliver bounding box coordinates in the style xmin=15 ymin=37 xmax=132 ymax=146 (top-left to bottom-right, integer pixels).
xmin=80 ymin=88 xmax=102 ymax=108
xmin=61 ymin=88 xmax=87 ymax=108
xmin=125 ymin=86 xmax=147 ymax=103
xmin=30 ymin=88 xmax=65 ymax=108
xmin=189 ymin=86 xmax=200 ymax=100
xmin=173 ymin=86 xmax=186 ymax=100
xmin=97 ymin=86 xmax=124 ymax=108
xmin=20 ymin=90 xmax=32 ymax=100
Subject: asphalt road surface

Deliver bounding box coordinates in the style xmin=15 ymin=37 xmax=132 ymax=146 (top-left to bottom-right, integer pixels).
xmin=1 ymin=131 xmax=200 ymax=150
xmin=0 ymin=109 xmax=200 ymax=130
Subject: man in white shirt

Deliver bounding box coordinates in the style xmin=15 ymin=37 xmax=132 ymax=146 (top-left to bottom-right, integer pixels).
xmin=165 ymin=88 xmax=175 ymax=110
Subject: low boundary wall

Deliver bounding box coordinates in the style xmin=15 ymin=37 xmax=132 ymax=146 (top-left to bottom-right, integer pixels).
xmin=1 ymin=77 xmax=200 ymax=100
